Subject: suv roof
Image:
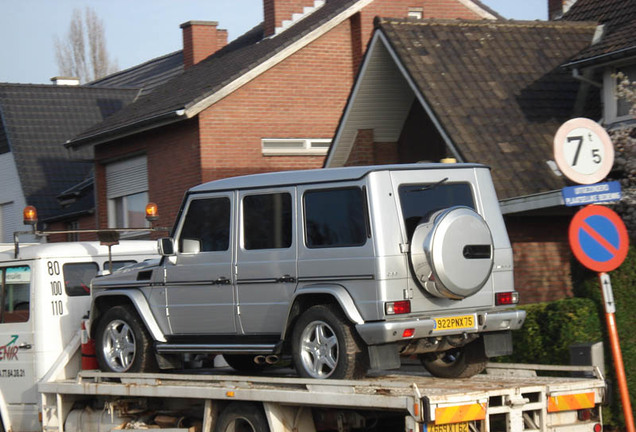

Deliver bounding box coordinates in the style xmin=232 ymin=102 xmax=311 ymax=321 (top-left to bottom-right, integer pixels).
xmin=189 ymin=163 xmax=488 ymax=194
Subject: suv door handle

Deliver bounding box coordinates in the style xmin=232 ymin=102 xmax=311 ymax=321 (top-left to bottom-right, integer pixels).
xmin=214 ymin=277 xmax=231 ymax=285
xmin=276 ymin=275 xmax=296 ymax=283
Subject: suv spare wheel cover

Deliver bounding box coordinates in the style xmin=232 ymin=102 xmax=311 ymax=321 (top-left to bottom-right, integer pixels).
xmin=410 ymin=207 xmax=494 ymax=299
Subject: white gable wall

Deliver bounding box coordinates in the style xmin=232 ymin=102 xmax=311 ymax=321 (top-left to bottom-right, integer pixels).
xmin=0 ymin=152 xmax=35 ymax=243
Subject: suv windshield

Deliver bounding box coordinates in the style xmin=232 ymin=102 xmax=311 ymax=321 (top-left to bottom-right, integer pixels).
xmin=399 ymin=182 xmax=475 ymax=239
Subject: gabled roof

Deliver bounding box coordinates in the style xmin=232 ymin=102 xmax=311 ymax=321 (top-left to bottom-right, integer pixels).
xmin=88 ymin=51 xmax=184 ymax=96
xmin=66 ymin=0 xmax=497 ymax=149
xmin=0 ymin=84 xmax=138 ymax=220
xmin=561 ymin=0 xmax=636 ymax=67
xmin=327 ymin=18 xmax=599 ymax=200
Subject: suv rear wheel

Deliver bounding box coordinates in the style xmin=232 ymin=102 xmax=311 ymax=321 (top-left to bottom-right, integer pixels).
xmin=95 ymin=305 xmax=157 ymax=373
xmin=292 ymin=305 xmax=367 ymax=380
xmin=419 ymin=338 xmax=487 ymax=378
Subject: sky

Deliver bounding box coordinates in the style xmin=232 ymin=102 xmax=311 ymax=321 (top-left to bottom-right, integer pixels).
xmin=1 ymin=0 xmax=548 ymax=85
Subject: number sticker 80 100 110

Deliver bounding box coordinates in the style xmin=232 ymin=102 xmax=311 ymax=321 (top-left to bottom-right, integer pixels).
xmin=48 ymin=261 xmax=64 ymax=316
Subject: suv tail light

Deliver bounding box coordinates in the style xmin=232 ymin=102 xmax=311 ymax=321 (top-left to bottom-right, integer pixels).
xmin=385 ymin=300 xmax=411 ymax=315
xmin=495 ymin=291 xmax=519 ymax=305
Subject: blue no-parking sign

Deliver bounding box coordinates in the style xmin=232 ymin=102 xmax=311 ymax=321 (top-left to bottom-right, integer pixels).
xmin=568 ymin=205 xmax=629 ymax=272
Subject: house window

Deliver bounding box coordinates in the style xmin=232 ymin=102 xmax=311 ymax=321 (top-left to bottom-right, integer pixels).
xmin=262 ymin=138 xmax=330 ymax=156
xmin=408 ymin=7 xmax=423 ymax=19
xmin=106 ymin=156 xmax=149 ymax=229
xmin=66 ymin=220 xmax=80 ymax=242
xmin=604 ymin=64 xmax=636 ymax=124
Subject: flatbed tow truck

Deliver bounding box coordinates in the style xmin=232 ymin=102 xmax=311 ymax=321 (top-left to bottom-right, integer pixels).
xmin=37 ymin=360 xmax=606 ymax=432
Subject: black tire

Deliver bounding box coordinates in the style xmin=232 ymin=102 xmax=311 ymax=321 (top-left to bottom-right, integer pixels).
xmin=223 ymin=355 xmax=266 ymax=373
xmin=214 ymin=402 xmax=270 ymax=432
xmin=419 ymin=338 xmax=487 ymax=378
xmin=95 ymin=305 xmax=157 ymax=373
xmin=292 ymin=305 xmax=367 ymax=380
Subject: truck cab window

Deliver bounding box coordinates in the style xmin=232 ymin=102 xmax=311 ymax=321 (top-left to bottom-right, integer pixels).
xmin=64 ymin=263 xmax=99 ymax=297
xmin=0 ymin=266 xmax=31 ymax=323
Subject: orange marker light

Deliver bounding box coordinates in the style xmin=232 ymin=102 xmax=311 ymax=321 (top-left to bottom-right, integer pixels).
xmin=145 ymin=202 xmax=159 ymax=222
xmin=23 ymin=206 xmax=38 ymax=225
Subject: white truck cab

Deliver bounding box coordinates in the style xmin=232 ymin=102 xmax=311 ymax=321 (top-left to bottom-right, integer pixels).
xmin=0 ymin=241 xmax=157 ymax=432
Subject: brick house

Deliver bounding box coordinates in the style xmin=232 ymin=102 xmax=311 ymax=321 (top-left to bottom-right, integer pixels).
xmin=65 ymin=0 xmax=499 ymax=234
xmin=324 ymin=18 xmax=600 ymax=303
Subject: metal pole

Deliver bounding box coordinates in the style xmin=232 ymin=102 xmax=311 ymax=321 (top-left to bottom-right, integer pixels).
xmin=599 ymin=272 xmax=634 ymax=432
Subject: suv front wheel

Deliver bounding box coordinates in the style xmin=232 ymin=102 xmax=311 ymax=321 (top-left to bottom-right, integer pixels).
xmin=292 ymin=305 xmax=367 ymax=380
xmin=95 ymin=305 xmax=158 ymax=373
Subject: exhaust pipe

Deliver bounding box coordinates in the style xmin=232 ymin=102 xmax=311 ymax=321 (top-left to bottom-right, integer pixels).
xmin=265 ymin=355 xmax=279 ymax=365
xmin=254 ymin=355 xmax=267 ymax=365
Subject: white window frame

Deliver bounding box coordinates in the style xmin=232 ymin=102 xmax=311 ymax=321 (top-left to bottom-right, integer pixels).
xmin=261 ymin=138 xmax=331 ymax=156
xmin=603 ymin=64 xmax=636 ymax=125
xmin=408 ymin=7 xmax=423 ymax=19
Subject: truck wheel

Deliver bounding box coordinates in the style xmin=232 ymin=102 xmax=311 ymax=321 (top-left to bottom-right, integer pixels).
xmin=292 ymin=305 xmax=367 ymax=380
xmin=95 ymin=305 xmax=157 ymax=373
xmin=223 ymin=355 xmax=266 ymax=372
xmin=419 ymin=338 xmax=487 ymax=378
xmin=214 ymin=402 xmax=270 ymax=432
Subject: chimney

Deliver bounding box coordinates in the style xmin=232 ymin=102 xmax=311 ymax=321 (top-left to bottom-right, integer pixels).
xmin=548 ymin=0 xmax=577 ymax=20
xmin=263 ymin=0 xmax=317 ymax=37
xmin=181 ymin=21 xmax=228 ymax=69
xmin=50 ymin=76 xmax=80 ymax=86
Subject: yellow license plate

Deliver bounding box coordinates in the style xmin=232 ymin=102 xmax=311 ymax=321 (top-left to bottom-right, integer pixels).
xmin=425 ymin=422 xmax=469 ymax=432
xmin=433 ymin=315 xmax=475 ymax=331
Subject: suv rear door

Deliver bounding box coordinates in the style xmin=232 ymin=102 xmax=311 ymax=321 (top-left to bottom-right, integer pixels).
xmin=389 ymin=169 xmax=495 ymax=311
xmin=235 ymin=188 xmax=297 ymax=335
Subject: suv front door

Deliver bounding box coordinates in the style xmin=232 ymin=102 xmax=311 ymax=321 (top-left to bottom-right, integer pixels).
xmin=164 ymin=194 xmax=236 ymax=335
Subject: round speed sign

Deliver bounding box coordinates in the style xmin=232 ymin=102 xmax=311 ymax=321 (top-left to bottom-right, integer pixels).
xmin=553 ymin=118 xmax=614 ymax=184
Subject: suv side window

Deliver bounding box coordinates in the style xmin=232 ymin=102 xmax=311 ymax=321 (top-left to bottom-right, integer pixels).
xmin=399 ymin=182 xmax=475 ymax=239
xmin=304 ymin=187 xmax=368 ymax=248
xmin=243 ymin=192 xmax=292 ymax=250
xmin=179 ymin=197 xmax=231 ymax=253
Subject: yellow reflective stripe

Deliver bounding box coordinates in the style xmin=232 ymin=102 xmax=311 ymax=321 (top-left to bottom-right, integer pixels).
xmin=548 ymin=392 xmax=595 ymax=412
xmin=435 ymin=403 xmax=486 ymax=424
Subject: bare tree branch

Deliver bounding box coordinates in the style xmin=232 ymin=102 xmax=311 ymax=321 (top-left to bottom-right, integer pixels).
xmin=54 ymin=6 xmax=118 ymax=83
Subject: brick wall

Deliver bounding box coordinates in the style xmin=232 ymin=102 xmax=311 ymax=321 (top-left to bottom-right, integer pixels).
xmin=197 ymin=18 xmax=358 ymax=183
xmin=94 ymin=118 xmax=202 ymax=232
xmin=505 ymin=216 xmax=574 ymax=303
xmin=46 ymin=213 xmax=97 ymax=242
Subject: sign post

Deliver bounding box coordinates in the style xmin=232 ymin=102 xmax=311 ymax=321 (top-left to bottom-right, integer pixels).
xmin=569 ymin=205 xmax=633 ymax=432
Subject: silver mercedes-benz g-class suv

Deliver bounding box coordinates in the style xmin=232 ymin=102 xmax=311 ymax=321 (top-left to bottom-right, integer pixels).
xmin=90 ymin=164 xmax=525 ymax=379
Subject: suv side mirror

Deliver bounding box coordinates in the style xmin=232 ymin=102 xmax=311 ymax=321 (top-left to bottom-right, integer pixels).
xmin=158 ymin=237 xmax=175 ymax=256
